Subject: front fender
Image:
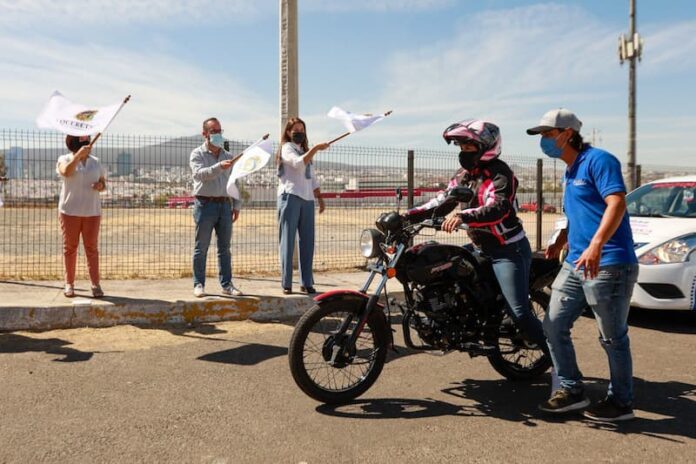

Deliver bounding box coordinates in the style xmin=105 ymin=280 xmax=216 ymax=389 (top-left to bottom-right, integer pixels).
xmin=314 ymin=289 xmax=384 ymax=309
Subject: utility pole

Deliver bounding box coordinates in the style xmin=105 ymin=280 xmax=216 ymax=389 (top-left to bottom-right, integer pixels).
xmin=280 ymin=0 xmax=299 ymax=137
xmin=280 ymin=0 xmax=300 ymax=269
xmin=619 ymin=0 xmax=643 ymax=191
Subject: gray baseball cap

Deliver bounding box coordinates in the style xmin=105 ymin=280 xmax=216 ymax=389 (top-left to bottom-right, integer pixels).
xmin=526 ymin=108 xmax=582 ymax=135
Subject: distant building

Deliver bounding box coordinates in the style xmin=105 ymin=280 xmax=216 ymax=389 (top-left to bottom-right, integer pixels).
xmin=6 ymin=147 xmax=23 ymax=179
xmin=117 ymin=152 xmax=133 ymax=176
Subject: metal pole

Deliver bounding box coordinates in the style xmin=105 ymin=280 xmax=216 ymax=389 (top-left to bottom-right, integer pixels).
xmin=627 ymin=0 xmax=637 ymax=191
xmin=279 ymin=0 xmax=298 ymax=136
xmin=536 ymin=158 xmax=543 ymax=252
xmin=407 ymin=150 xmax=414 ymax=209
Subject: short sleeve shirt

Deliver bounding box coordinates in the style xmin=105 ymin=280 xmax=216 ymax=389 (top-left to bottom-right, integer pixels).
xmin=563 ymin=146 xmax=637 ymax=266
xmin=56 ymin=154 xmax=106 ymax=217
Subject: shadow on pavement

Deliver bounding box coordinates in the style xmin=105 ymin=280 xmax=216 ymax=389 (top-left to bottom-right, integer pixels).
xmin=442 ymin=375 xmax=696 ymax=442
xmin=0 ymin=281 xmax=64 ymax=291
xmin=628 ymin=308 xmax=696 ymax=334
xmin=317 ymin=375 xmax=696 ymax=443
xmin=198 ymin=343 xmax=288 ymax=366
xmin=0 ymin=333 xmax=94 ymax=362
xmin=316 ymin=397 xmax=467 ymax=419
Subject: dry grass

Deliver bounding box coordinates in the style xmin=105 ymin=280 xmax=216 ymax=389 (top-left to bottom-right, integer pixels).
xmin=0 ymin=207 xmax=560 ymax=280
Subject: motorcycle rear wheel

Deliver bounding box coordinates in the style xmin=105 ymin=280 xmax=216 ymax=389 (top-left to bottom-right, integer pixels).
xmin=487 ymin=291 xmax=552 ymax=380
xmin=288 ymin=301 xmax=389 ymax=404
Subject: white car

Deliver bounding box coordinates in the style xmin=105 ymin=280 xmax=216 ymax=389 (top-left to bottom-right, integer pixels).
xmin=549 ymin=175 xmax=696 ymax=310
xmin=627 ymin=176 xmax=696 ymax=310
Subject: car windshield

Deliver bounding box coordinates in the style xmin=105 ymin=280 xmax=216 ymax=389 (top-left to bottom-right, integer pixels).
xmin=627 ymin=181 xmax=696 ymax=218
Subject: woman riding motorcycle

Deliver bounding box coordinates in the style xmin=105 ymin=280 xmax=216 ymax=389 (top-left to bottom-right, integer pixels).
xmin=405 ymin=119 xmax=548 ymax=353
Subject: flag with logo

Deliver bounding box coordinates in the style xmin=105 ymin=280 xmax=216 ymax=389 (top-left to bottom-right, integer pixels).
xmin=226 ymin=137 xmax=274 ymax=200
xmin=36 ymin=91 xmax=126 ymax=136
xmin=327 ymin=106 xmax=388 ymax=133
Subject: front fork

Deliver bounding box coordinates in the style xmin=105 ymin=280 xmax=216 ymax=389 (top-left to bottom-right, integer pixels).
xmin=335 ymin=244 xmax=405 ymax=360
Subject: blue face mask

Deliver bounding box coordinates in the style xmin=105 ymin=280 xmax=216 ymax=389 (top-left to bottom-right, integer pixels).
xmin=209 ymin=133 xmax=225 ymax=148
xmin=540 ymin=136 xmax=562 ymax=158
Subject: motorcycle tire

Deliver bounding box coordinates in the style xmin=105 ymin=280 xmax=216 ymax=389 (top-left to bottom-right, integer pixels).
xmin=288 ymin=300 xmax=390 ymax=404
xmin=487 ymin=291 xmax=553 ymax=381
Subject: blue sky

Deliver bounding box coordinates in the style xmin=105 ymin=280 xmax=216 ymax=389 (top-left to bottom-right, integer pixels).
xmin=1 ymin=0 xmax=695 ymax=166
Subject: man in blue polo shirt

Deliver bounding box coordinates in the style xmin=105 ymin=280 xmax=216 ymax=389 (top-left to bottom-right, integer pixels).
xmin=527 ymin=109 xmax=638 ymax=421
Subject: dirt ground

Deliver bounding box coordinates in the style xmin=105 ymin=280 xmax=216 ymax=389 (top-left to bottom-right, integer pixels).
xmin=0 ymin=207 xmax=560 ymax=279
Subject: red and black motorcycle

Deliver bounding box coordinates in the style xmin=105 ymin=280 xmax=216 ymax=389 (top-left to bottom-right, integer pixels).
xmin=288 ymin=187 xmax=560 ymax=404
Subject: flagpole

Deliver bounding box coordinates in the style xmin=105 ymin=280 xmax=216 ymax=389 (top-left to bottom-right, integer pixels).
xmin=89 ymin=95 xmax=131 ymax=148
xmin=327 ymin=110 xmax=392 ymax=145
xmin=230 ymin=133 xmax=270 ymax=166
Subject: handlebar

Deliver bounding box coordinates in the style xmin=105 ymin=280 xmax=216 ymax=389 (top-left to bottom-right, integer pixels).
xmin=418 ymin=217 xmax=469 ymax=231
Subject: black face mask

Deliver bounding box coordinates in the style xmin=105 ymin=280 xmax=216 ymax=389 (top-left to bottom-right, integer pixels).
xmin=458 ymin=151 xmax=480 ymax=170
xmin=66 ymin=137 xmax=90 ymax=154
xmin=291 ymin=132 xmax=306 ymax=144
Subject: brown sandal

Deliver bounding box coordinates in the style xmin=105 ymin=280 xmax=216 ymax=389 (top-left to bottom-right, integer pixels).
xmin=91 ymin=285 xmax=104 ymax=298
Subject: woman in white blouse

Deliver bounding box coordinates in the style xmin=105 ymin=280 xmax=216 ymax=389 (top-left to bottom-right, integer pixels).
xmin=277 ymin=117 xmax=330 ymax=294
xmin=56 ymin=135 xmax=107 ymax=298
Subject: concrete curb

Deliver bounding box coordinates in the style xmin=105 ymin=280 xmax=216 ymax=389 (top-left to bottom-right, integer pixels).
xmin=0 ymin=295 xmax=317 ymax=332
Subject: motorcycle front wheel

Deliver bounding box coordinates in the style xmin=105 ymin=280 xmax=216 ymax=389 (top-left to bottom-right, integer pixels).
xmin=288 ymin=301 xmax=389 ymax=404
xmin=487 ymin=291 xmax=552 ymax=380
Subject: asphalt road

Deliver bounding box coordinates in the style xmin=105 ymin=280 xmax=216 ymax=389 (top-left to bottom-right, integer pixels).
xmin=1 ymin=309 xmax=695 ymax=463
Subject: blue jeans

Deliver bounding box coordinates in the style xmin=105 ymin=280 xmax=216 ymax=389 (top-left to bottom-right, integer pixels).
xmin=278 ymin=193 xmax=315 ymax=289
xmin=544 ymin=262 xmax=639 ymax=405
xmin=192 ymin=198 xmax=232 ymax=288
xmin=485 ymin=237 xmax=547 ymax=353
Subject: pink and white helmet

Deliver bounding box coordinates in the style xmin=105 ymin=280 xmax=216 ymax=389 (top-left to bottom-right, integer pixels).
xmin=442 ymin=119 xmax=501 ymax=162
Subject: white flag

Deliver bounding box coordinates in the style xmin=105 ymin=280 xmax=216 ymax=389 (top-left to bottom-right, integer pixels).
xmin=226 ymin=138 xmax=274 ymax=200
xmin=36 ymin=91 xmax=124 ymax=136
xmin=327 ymin=106 xmax=386 ymax=133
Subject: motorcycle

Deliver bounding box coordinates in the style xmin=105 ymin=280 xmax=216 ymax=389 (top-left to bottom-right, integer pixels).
xmin=288 ymin=187 xmax=561 ymax=404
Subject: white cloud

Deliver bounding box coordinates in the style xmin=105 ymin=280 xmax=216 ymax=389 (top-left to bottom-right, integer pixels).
xmin=642 ymin=20 xmax=696 ymax=72
xmin=303 ymin=0 xmax=455 ymax=12
xmin=0 ymin=33 xmax=276 ymax=138
xmin=0 ymin=0 xmax=263 ymax=24
xmin=337 ymin=3 xmax=696 ymax=166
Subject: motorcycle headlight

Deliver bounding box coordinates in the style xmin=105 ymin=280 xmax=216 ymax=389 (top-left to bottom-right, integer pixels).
xmin=638 ymin=234 xmax=696 ymax=265
xmin=360 ymin=229 xmax=383 ymax=259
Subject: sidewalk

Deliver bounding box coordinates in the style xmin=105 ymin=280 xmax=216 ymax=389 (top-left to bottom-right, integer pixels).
xmin=0 ymin=272 xmax=396 ymax=332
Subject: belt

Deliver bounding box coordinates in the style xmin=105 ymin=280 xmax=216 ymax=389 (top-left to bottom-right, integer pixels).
xmin=195 ymin=195 xmax=230 ymax=203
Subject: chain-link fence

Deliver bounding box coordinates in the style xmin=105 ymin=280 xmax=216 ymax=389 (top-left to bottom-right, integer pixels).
xmin=1 ymin=129 xmax=692 ymax=280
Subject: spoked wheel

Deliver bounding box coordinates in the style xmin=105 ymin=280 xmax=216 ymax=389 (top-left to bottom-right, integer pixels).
xmin=488 ymin=291 xmax=552 ymax=380
xmin=288 ymin=301 xmax=389 ymax=404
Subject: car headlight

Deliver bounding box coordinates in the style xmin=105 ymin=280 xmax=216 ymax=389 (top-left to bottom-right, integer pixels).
xmin=638 ymin=234 xmax=696 ymax=265
xmin=360 ymin=229 xmax=383 ymax=259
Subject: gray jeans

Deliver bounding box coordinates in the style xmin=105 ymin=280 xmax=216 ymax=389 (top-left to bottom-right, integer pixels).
xmin=543 ymin=261 xmax=639 ymax=405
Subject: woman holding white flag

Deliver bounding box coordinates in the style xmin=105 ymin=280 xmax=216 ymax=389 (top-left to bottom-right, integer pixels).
xmin=56 ymin=135 xmax=107 ymax=298
xmin=277 ymin=117 xmax=330 ymax=294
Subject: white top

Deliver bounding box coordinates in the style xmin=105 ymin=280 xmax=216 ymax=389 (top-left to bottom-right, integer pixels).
xmin=277 ymin=142 xmax=320 ymax=202
xmin=56 ymin=153 xmax=106 ymax=217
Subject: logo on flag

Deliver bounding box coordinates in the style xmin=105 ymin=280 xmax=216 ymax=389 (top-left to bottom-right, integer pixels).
xmin=227 ymin=137 xmax=274 ymax=200
xmin=75 ymin=110 xmax=98 ymax=122
xmin=242 ymin=155 xmax=263 ymax=172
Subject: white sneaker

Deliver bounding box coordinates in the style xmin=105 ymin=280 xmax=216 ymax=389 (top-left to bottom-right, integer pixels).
xmin=222 ymin=285 xmax=243 ymax=296
xmin=193 ymin=284 xmax=205 ymax=298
